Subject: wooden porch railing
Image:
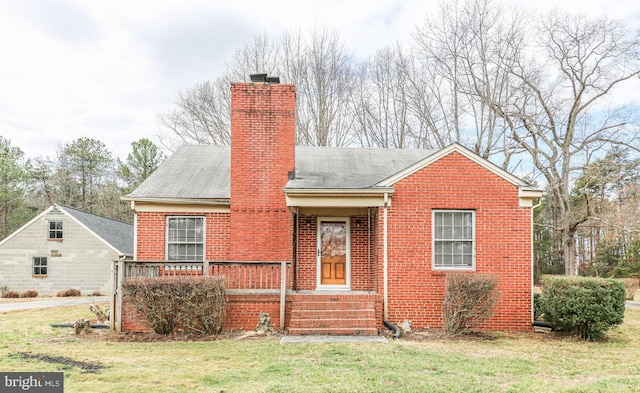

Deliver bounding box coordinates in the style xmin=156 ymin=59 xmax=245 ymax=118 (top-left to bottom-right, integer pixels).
xmin=112 ymin=260 xmax=291 ymax=332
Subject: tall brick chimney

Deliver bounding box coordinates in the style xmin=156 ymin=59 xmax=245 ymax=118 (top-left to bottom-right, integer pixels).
xmin=229 ymin=77 xmax=295 ymax=262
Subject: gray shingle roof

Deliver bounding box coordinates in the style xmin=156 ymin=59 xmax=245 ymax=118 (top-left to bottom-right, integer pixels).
xmin=125 ymin=145 xmax=230 ymax=200
xmin=289 ymin=147 xmax=437 ymax=189
xmin=60 ymin=205 xmax=134 ymax=255
xmin=125 ymin=145 xmax=437 ymax=200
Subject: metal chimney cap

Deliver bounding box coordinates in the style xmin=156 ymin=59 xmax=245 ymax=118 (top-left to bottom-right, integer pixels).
xmin=249 ymin=73 xmax=280 ymax=84
xmin=250 ymin=73 xmax=267 ymax=82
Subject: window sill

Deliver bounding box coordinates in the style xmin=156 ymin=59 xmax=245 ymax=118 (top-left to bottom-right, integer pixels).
xmin=432 ymin=267 xmax=476 ymax=272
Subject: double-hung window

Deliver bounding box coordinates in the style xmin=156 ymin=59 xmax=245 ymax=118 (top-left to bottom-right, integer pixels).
xmin=33 ymin=257 xmax=48 ymax=276
xmin=166 ymin=217 xmax=204 ymax=261
xmin=433 ymin=210 xmax=475 ymax=270
xmin=48 ymin=220 xmax=63 ymax=240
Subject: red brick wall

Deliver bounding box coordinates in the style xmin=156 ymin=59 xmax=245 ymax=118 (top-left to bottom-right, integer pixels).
xmin=229 ymin=82 xmax=295 ymax=262
xmin=136 ymin=211 xmax=230 ymax=261
xmin=296 ymin=216 xmax=317 ymax=290
xmin=381 ymin=151 xmax=532 ymax=331
xmin=121 ymin=293 xmax=286 ymax=332
xmin=225 ymin=293 xmax=284 ymax=330
xmin=296 ymin=215 xmax=378 ymax=291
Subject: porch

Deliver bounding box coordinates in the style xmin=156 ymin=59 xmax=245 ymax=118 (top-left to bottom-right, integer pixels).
xmin=111 ymin=259 xmax=383 ymax=335
xmin=112 ymin=206 xmax=384 ymax=334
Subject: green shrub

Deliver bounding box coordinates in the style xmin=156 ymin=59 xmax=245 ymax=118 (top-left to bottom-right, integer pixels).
xmin=20 ymin=290 xmax=38 ymax=298
xmin=541 ymin=275 xmax=625 ymax=340
xmin=443 ymin=273 xmax=500 ymax=335
xmin=1 ymin=291 xmax=20 ymax=298
xmin=57 ymin=288 xmax=81 ymax=297
xmin=123 ymin=276 xmax=227 ymax=335
xmin=533 ymin=293 xmax=544 ymax=320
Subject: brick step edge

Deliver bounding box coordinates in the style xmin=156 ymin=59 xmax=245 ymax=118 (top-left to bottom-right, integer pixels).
xmin=290 ymin=301 xmax=377 ymax=310
xmin=287 ymin=327 xmax=379 ymax=336
xmin=290 ymin=310 xmax=376 ymax=319
xmin=289 ymin=318 xmax=377 ymax=329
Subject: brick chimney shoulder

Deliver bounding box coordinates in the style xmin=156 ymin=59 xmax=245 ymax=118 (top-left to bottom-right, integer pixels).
xmin=229 ymin=81 xmax=295 ymax=262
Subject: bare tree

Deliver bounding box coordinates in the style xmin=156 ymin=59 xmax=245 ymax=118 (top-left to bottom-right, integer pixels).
xmin=157 ymin=29 xmax=357 ymax=149
xmin=351 ymin=45 xmax=414 ymax=148
xmin=412 ymin=0 xmax=526 ymax=166
xmin=157 ymin=80 xmax=231 ymax=150
xmin=293 ymin=28 xmax=356 ymax=146
xmin=484 ymin=12 xmax=640 ymax=275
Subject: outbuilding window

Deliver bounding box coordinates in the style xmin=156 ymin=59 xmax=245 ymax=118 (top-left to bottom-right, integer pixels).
xmin=48 ymin=220 xmax=63 ymax=240
xmin=33 ymin=257 xmax=48 ymax=276
xmin=433 ymin=210 xmax=475 ymax=270
xmin=166 ymin=216 xmax=204 ymax=261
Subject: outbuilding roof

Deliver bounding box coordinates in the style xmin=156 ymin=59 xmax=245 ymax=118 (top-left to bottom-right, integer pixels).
xmin=59 ymin=205 xmax=134 ymax=255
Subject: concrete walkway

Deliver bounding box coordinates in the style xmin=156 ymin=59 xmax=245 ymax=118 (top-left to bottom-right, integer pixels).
xmin=281 ymin=335 xmax=388 ymax=344
xmin=627 ymin=301 xmax=640 ymax=310
xmin=0 ymin=296 xmax=109 ymax=313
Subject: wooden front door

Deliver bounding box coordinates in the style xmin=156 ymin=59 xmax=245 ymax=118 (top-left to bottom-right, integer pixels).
xmin=318 ymin=219 xmax=349 ymax=287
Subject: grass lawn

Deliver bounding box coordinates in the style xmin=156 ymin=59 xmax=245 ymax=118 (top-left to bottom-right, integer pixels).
xmin=1 ymin=303 xmax=640 ymax=393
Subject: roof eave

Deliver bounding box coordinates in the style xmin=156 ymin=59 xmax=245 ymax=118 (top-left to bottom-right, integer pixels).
xmin=121 ymin=196 xmax=231 ymax=206
xmin=284 ymin=187 xmax=394 ymax=208
xmin=284 ymin=187 xmax=395 ymax=197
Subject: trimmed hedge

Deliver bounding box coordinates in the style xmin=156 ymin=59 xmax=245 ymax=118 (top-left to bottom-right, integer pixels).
xmin=541 ymin=276 xmax=625 ymax=340
xmin=20 ymin=290 xmax=38 ymax=298
xmin=57 ymin=288 xmax=81 ymax=297
xmin=1 ymin=291 xmax=20 ymax=298
xmin=123 ymin=276 xmax=227 ymax=335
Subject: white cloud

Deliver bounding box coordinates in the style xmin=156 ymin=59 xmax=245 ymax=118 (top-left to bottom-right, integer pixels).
xmin=0 ymin=0 xmax=638 ymax=160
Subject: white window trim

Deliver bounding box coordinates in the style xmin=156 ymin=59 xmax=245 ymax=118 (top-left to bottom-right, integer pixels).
xmin=165 ymin=216 xmax=206 ymax=261
xmin=47 ymin=220 xmax=63 ymax=240
xmin=33 ymin=256 xmax=48 ymax=277
xmin=432 ymin=210 xmax=476 ymax=271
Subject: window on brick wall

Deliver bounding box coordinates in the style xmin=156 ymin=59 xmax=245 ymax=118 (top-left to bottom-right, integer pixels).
xmin=433 ymin=210 xmax=475 ymax=270
xmin=33 ymin=257 xmax=48 ymax=276
xmin=166 ymin=216 xmax=204 ymax=261
xmin=48 ymin=220 xmax=63 ymax=240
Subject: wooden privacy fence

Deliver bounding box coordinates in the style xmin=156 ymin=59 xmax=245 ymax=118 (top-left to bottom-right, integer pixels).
xmin=111 ymin=260 xmax=291 ymax=332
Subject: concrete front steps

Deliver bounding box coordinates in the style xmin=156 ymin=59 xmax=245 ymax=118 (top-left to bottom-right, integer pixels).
xmin=288 ymin=292 xmax=380 ymax=336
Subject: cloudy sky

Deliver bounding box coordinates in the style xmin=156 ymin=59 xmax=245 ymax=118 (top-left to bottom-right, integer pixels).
xmin=1 ymin=0 xmax=639 ymax=160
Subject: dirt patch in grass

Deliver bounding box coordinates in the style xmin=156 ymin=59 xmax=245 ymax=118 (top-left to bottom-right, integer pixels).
xmin=383 ymin=327 xmax=498 ymax=341
xmin=75 ymin=328 xmax=283 ymax=343
xmin=75 ymin=326 xmax=499 ymax=343
xmin=12 ymin=351 xmax=106 ymax=373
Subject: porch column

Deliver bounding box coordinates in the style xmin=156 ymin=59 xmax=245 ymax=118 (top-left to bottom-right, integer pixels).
xmin=383 ymin=192 xmax=389 ymax=321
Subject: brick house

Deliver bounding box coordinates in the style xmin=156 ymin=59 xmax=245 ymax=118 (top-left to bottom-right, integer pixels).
xmin=116 ymin=76 xmax=542 ymax=335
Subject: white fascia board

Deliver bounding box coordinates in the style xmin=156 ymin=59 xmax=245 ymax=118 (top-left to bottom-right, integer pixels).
xmin=285 ymin=188 xmax=393 ymax=208
xmin=122 ymin=196 xmax=230 ymax=206
xmin=132 ymin=201 xmax=231 ymax=213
